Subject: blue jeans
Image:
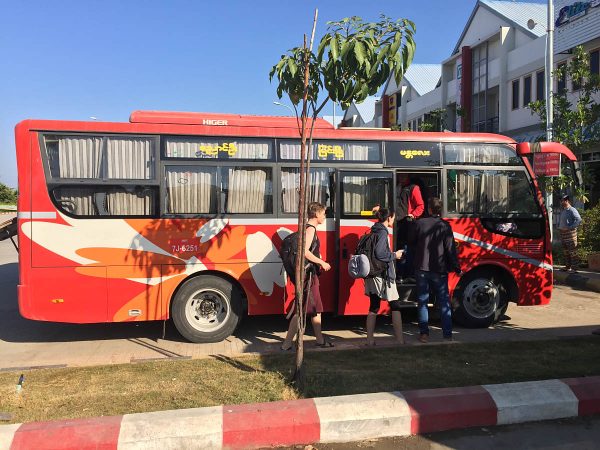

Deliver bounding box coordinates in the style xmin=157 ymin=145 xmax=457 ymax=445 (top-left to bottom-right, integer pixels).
xmin=416 ymin=270 xmax=452 ymax=338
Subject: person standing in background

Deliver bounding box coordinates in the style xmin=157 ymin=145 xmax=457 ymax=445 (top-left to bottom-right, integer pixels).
xmin=409 ymin=197 xmax=461 ymax=343
xmin=558 ymin=195 xmax=582 ymax=273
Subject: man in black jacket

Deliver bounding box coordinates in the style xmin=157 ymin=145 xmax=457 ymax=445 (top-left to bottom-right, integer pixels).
xmin=408 ymin=197 xmax=461 ymax=342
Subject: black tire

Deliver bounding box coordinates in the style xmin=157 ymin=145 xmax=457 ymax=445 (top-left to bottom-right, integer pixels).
xmin=453 ymin=269 xmax=509 ymax=328
xmin=171 ymin=275 xmax=243 ymax=343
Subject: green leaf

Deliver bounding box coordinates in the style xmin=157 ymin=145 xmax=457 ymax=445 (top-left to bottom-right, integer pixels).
xmin=317 ymin=36 xmax=330 ymax=61
xmin=288 ymin=59 xmax=298 ymax=78
xmin=390 ymin=31 xmax=401 ymax=55
xmin=354 ymin=41 xmax=366 ymax=67
xmin=340 ymin=39 xmax=352 ymax=58
xmin=331 ymin=34 xmax=339 ymax=60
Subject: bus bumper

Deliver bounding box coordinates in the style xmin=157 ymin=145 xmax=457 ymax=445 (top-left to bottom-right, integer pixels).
xmin=17 ymin=284 xmax=32 ymax=319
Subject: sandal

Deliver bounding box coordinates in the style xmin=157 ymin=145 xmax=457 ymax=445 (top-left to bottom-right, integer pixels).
xmin=315 ymin=340 xmax=334 ymax=348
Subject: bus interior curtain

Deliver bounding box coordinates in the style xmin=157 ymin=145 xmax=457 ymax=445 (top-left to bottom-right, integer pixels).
xmin=446 ymin=143 xmax=513 ymax=164
xmin=53 ymin=187 xmax=96 ymax=215
xmin=58 ymin=137 xmax=102 ymax=178
xmin=226 ymin=168 xmax=268 ymax=213
xmin=281 ymin=169 xmax=329 ymax=213
xmin=106 ymin=137 xmax=153 ymax=179
xmin=165 ymin=138 xmax=269 ymax=159
xmin=279 ymin=142 xmax=370 ymax=161
xmin=107 ymin=189 xmax=154 ymax=216
xmin=343 ymin=176 xmax=379 ymax=213
xmin=480 ymin=172 xmax=509 ymax=213
xmin=166 ymin=167 xmax=216 ymax=214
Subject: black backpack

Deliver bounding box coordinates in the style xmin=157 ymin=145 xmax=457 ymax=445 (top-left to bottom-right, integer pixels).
xmin=280 ymin=226 xmax=317 ymax=284
xmin=354 ymin=232 xmax=388 ymax=278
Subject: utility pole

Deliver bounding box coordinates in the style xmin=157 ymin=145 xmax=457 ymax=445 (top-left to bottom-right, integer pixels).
xmin=546 ymin=0 xmax=554 ymax=240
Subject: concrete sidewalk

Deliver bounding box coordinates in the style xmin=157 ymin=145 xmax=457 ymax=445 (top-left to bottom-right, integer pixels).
xmin=554 ymin=266 xmax=600 ymax=293
xmin=1 ymin=376 xmax=599 ymax=449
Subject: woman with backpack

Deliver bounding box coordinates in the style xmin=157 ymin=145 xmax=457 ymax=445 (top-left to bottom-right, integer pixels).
xmin=365 ymin=207 xmax=405 ymax=346
xmin=281 ymin=202 xmax=333 ymax=351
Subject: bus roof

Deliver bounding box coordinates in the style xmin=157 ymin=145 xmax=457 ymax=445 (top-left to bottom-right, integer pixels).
xmin=129 ymin=110 xmax=335 ymax=129
xmin=17 ymin=110 xmax=518 ymax=144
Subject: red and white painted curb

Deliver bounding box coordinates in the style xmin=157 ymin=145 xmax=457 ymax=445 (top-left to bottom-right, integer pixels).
xmin=2 ymin=377 xmax=599 ymax=449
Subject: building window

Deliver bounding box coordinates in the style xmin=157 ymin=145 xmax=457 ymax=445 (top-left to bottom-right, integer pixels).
xmin=512 ymin=79 xmax=520 ymax=110
xmin=536 ymin=70 xmax=545 ymax=101
xmin=557 ymin=63 xmax=567 ymax=92
xmin=523 ymin=75 xmax=532 ymax=106
xmin=591 ymin=49 xmax=599 ymax=76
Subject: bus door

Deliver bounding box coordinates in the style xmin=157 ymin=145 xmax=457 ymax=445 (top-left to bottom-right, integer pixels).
xmin=395 ymin=170 xmax=440 ymax=215
xmin=394 ymin=170 xmax=441 ymax=302
xmin=336 ymin=170 xmax=394 ymax=315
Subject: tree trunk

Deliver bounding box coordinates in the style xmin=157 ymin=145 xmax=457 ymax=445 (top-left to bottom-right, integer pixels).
xmin=291 ymin=10 xmax=318 ymax=392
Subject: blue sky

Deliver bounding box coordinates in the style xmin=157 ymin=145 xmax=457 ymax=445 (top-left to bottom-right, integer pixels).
xmin=0 ymin=0 xmax=543 ymax=188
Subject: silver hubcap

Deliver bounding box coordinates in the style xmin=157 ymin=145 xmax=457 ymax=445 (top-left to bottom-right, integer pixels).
xmin=462 ymin=277 xmax=499 ymax=319
xmin=184 ymin=288 xmax=230 ymax=332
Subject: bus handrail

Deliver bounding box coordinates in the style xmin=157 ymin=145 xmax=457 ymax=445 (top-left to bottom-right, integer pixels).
xmin=516 ymin=141 xmax=577 ymax=161
xmin=0 ymin=217 xmax=18 ymax=252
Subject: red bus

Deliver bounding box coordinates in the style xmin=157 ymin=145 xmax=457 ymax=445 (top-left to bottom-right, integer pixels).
xmin=14 ymin=111 xmax=577 ymax=342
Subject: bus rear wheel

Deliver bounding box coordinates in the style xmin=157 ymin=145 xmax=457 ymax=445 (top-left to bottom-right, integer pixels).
xmin=172 ymin=275 xmax=243 ymax=343
xmin=453 ymin=270 xmax=508 ymax=328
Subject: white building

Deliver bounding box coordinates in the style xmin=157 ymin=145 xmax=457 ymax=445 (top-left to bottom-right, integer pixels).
xmin=340 ymin=96 xmax=380 ymax=127
xmin=378 ymin=0 xmax=550 ymax=139
xmin=343 ymin=0 xmax=600 ymax=203
xmin=554 ymin=0 xmax=600 ymax=205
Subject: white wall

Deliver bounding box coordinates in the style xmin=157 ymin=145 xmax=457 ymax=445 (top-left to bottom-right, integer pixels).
xmin=507 ymin=37 xmax=545 ymax=78
xmin=405 ymin=87 xmax=442 ymax=118
xmin=446 ymin=78 xmax=458 ymax=104
xmin=459 ymin=6 xmax=507 ymax=49
xmin=488 ymin=57 xmax=501 ymax=86
xmin=514 ymin=29 xmax=532 ymax=48
xmin=488 ymin=36 xmax=501 ymax=59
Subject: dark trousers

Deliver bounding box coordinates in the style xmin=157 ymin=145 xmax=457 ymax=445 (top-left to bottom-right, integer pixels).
xmin=397 ymin=218 xmax=416 ymax=278
xmin=416 ymin=270 xmax=452 ymax=338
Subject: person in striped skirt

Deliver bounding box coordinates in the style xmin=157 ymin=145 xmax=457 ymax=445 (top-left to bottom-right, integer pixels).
xmin=558 ymin=195 xmax=582 ymax=273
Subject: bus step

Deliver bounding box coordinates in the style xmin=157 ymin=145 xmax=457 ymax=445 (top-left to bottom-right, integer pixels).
xmin=397 ymin=283 xmax=416 ymax=302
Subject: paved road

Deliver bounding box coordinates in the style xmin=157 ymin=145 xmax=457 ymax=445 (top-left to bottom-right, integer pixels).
xmin=292 ymin=415 xmax=600 ymax=450
xmin=1 ymin=235 xmax=599 ymax=370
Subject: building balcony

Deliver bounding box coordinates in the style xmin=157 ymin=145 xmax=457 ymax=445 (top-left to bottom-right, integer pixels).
xmin=472 ymin=116 xmax=499 ymax=133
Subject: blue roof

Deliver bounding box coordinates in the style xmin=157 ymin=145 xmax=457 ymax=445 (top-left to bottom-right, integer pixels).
xmin=453 ymin=0 xmax=547 ymax=54
xmin=354 ymin=96 xmax=377 ymax=123
xmin=403 ymin=64 xmax=442 ymax=96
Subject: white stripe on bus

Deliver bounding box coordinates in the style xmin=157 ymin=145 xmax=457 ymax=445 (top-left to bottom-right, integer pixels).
xmin=17 ymin=212 xmax=57 ymax=219
xmin=454 ymin=232 xmax=553 ymax=271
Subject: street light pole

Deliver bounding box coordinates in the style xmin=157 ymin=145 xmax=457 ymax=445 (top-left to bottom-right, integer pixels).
xmin=273 ymin=101 xmax=295 ymax=116
xmin=546 ymin=0 xmax=554 ymax=143
xmin=546 ymin=0 xmax=554 ymax=240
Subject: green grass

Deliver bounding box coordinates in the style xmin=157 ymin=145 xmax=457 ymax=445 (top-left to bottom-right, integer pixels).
xmin=1 ymin=337 xmax=599 ymax=424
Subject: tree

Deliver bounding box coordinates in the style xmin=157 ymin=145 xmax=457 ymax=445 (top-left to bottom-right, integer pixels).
xmin=529 ymin=45 xmax=600 ymax=201
xmin=419 ymin=108 xmax=447 ymax=132
xmin=270 ymin=12 xmax=416 ymax=390
xmin=0 ymin=182 xmax=17 ymax=205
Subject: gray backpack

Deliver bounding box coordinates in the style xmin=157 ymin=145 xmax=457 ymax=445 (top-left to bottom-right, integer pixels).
xmin=348 ymin=253 xmax=371 ymax=279
xmin=347 ymin=232 xmax=386 ymax=279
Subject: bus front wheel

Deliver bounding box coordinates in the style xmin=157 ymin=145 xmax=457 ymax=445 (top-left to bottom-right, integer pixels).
xmin=453 ymin=270 xmax=508 ymax=328
xmin=172 ymin=275 xmax=243 ymax=343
